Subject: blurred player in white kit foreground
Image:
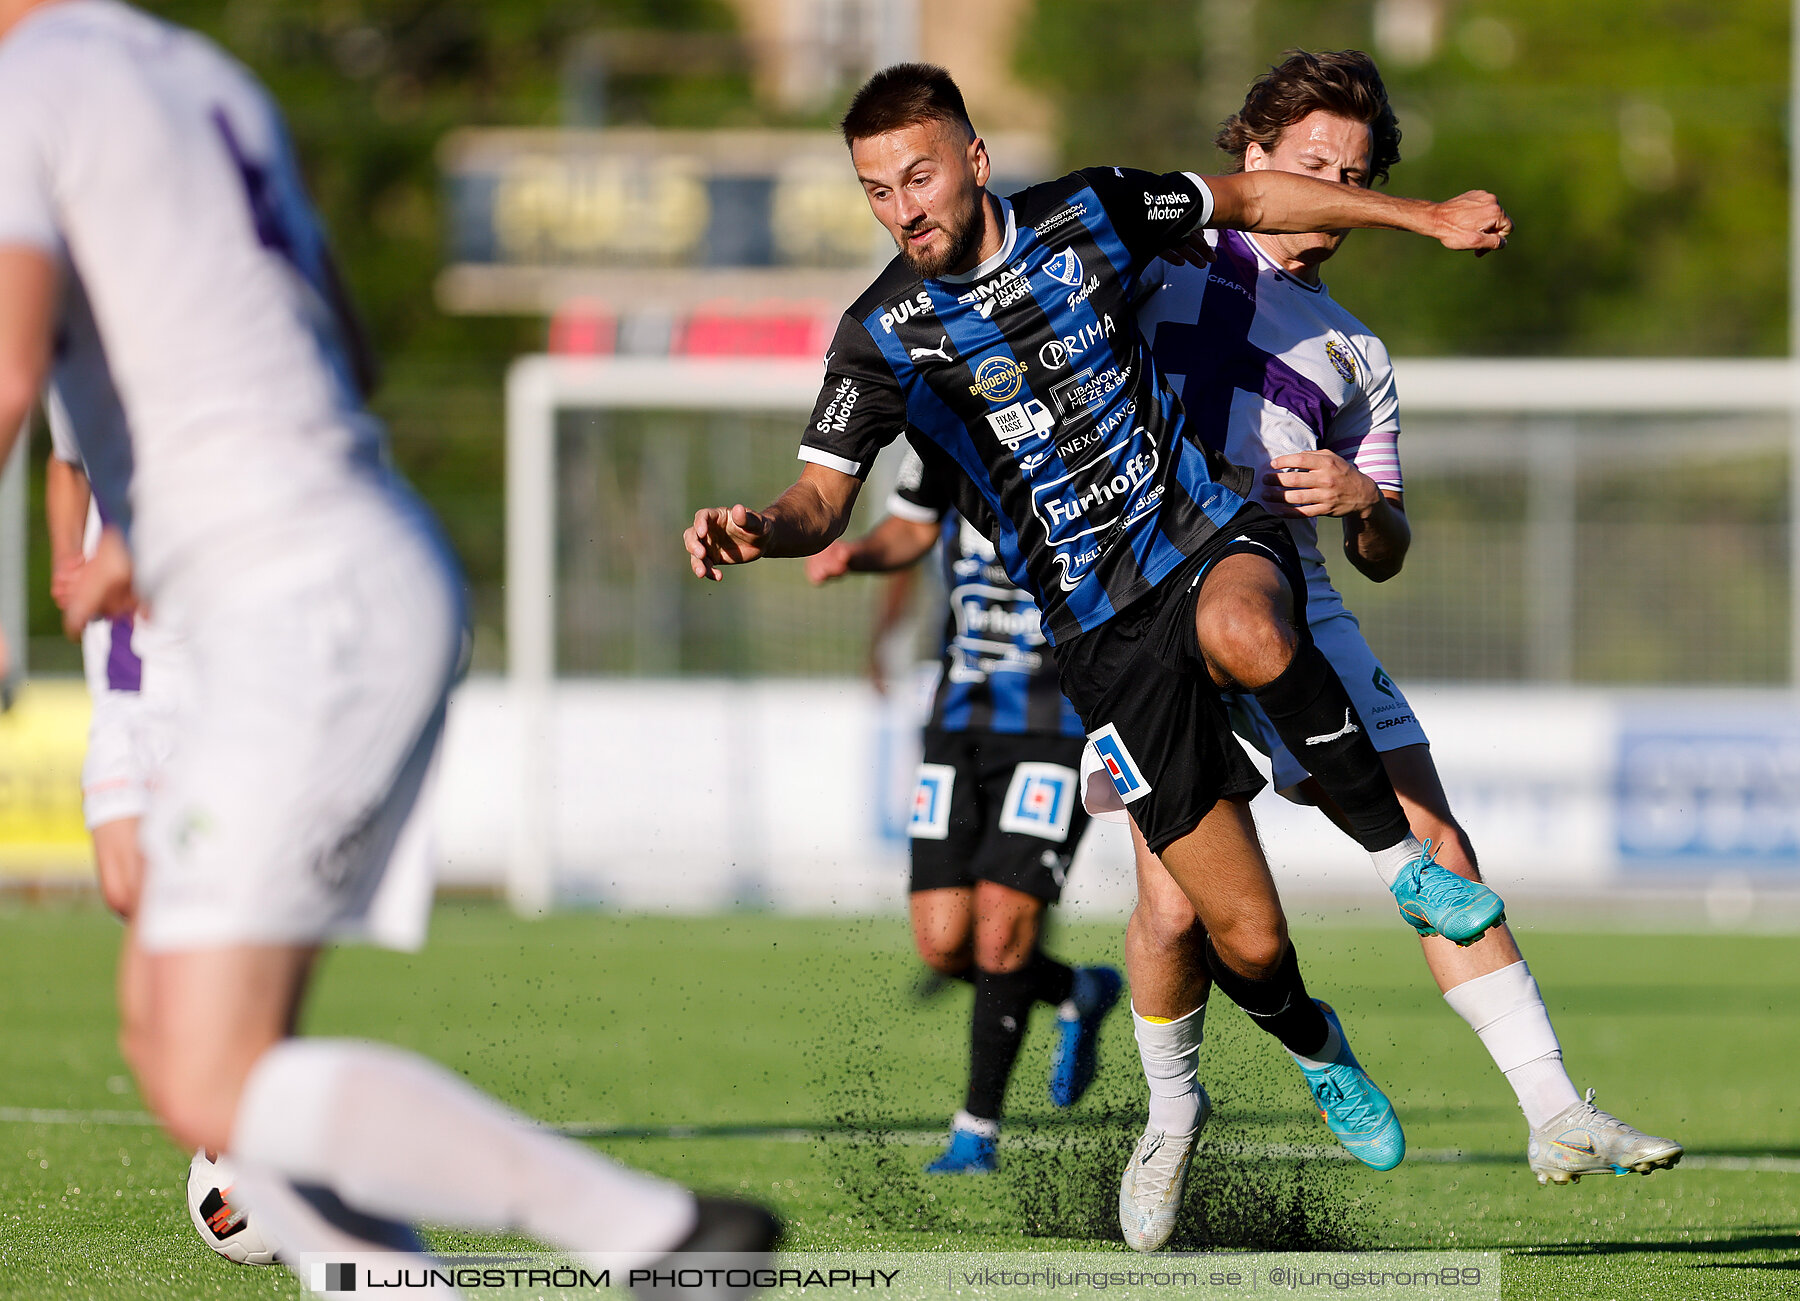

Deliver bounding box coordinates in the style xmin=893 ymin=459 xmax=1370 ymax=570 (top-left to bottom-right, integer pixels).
xmin=0 ymin=0 xmax=774 ymax=1291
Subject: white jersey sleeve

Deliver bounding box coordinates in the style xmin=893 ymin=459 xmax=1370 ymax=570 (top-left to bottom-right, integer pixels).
xmin=0 ymin=1 xmax=385 ymax=597
xmin=1322 ymin=330 xmax=1402 ymax=495
xmin=0 ymin=68 xmax=58 ymax=252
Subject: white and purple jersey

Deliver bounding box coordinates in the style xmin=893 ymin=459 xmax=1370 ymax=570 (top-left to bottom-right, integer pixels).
xmin=0 ymin=0 xmax=384 ymax=599
xmin=1137 ymin=229 xmax=1402 ymax=623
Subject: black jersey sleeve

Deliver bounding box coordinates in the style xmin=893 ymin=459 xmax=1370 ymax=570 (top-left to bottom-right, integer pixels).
xmin=1076 ymin=166 xmax=1216 ymax=271
xmin=799 ymin=312 xmax=909 ymax=479
xmin=886 ymin=444 xmax=953 ymax=523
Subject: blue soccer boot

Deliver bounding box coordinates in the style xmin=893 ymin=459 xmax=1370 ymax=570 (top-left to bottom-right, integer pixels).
xmin=925 ymin=1113 xmax=999 ymax=1174
xmin=1291 ymin=1000 xmax=1405 ymax=1172
xmin=1389 ymin=839 xmax=1506 ymax=946
xmin=1050 ymin=965 xmax=1123 ymax=1107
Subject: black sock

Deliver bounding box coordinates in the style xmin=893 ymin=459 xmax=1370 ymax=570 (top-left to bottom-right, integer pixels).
xmin=1252 ymin=641 xmax=1411 ymax=853
xmin=1025 ymin=951 xmax=1075 ymax=1007
xmin=1202 ymin=936 xmax=1330 ymax=1058
xmin=964 ymin=967 xmax=1036 ymax=1121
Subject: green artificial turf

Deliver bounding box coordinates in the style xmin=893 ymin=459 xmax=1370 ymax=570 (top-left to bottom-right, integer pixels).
xmin=0 ymin=900 xmax=1795 ymax=1299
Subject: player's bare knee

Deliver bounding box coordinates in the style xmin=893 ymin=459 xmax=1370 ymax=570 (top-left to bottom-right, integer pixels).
xmin=914 ymin=934 xmax=970 ymax=976
xmin=1196 ymin=597 xmax=1295 ymax=687
xmin=1210 ymin=918 xmax=1289 ymax=981
xmin=1137 ymin=893 xmax=1203 ymax=957
xmin=973 ymin=926 xmax=1030 ymax=974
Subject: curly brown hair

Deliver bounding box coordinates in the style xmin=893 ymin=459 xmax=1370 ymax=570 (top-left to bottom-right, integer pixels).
xmin=1215 ymin=50 xmax=1401 ymax=185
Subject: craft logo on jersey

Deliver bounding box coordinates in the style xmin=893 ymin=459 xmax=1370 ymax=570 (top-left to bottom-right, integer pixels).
xmin=969 ymin=355 xmax=1029 ymax=404
xmin=909 ymin=763 xmax=956 ymax=840
xmin=1325 ymin=336 xmax=1358 ymax=384
xmin=986 ymin=398 xmax=1056 ymax=451
xmin=1044 ymin=247 xmax=1084 ymax=288
xmin=998 ymin=762 xmax=1077 ymax=842
xmin=1089 ymin=724 xmax=1151 ymax=804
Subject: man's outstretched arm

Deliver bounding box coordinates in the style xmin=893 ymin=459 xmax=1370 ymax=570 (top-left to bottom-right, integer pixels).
xmin=1206 ymin=169 xmax=1510 ymax=253
xmin=685 ymin=461 xmax=864 ymax=581
xmin=805 ymin=514 xmax=939 ymax=585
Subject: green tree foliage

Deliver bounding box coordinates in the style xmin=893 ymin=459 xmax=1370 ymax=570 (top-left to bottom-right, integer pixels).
xmin=1017 ymin=0 xmax=1788 ymax=356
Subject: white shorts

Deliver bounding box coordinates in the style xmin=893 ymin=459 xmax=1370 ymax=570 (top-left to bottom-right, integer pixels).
xmin=80 ymin=614 xmax=186 ymax=828
xmin=1226 ymin=608 xmax=1428 ymax=800
xmin=136 ymin=506 xmax=461 ymax=955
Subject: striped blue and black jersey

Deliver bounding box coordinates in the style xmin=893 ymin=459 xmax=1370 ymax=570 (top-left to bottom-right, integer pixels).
xmin=801 ymin=166 xmax=1255 ymax=645
xmin=889 ymin=447 xmax=1085 ymax=738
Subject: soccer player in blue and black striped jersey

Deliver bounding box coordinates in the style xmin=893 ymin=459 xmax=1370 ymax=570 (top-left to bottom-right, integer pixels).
xmin=810 ymin=445 xmax=1121 ymax=1173
xmin=686 ymin=62 xmax=1512 ymax=1171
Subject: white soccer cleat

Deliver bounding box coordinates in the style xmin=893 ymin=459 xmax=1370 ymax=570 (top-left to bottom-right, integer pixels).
xmin=1528 ymin=1089 xmax=1683 ymax=1185
xmin=1117 ymin=1088 xmax=1212 ymax=1252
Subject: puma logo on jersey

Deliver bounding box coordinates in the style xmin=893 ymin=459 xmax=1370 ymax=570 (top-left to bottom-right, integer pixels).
xmin=909 ymin=335 xmax=954 ymax=363
xmin=1304 ymin=710 xmax=1359 ymax=746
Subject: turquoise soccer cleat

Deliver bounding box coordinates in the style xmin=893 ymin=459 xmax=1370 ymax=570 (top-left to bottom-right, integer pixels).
xmin=1291 ymin=1001 xmax=1405 ymax=1172
xmin=1389 ymin=839 xmax=1506 ymax=945
xmin=1050 ymin=965 xmax=1122 ymax=1107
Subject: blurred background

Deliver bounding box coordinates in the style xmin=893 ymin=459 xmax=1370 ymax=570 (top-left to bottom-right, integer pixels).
xmin=3 ymin=0 xmax=1797 ymax=921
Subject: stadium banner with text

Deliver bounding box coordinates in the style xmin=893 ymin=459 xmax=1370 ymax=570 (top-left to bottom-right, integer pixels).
xmin=286 ymin=1250 xmax=1500 ymax=1300
xmin=424 ymin=681 xmax=1800 ymax=911
xmin=0 ymin=681 xmax=91 ymax=877
xmin=435 ymin=128 xmax=1048 ymax=316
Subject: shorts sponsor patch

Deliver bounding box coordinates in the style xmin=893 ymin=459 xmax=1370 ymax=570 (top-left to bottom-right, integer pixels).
xmin=909 ymin=763 xmax=956 ymax=840
xmin=998 ymin=762 xmax=1078 ymax=842
xmin=1088 ymin=723 xmax=1151 ymax=805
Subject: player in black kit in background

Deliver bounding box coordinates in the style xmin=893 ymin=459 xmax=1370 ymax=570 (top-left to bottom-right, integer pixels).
xmin=811 ymin=445 xmax=1122 ymax=1173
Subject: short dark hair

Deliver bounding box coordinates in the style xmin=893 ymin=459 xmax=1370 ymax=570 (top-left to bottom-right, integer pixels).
xmin=840 ymin=62 xmax=975 ymax=149
xmin=1215 ymin=50 xmax=1401 ymax=185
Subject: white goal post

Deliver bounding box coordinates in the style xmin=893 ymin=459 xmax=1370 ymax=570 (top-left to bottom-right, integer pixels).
xmin=503 ymin=354 xmax=1800 ymax=913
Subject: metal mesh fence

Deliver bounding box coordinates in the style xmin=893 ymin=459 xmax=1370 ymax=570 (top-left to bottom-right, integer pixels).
xmin=550 ymin=407 xmax=1791 ymax=685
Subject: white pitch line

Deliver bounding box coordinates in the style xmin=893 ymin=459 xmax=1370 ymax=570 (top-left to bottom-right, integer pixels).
xmin=7 ymin=1108 xmax=1798 ymax=1175
xmin=0 ymin=1107 xmax=159 ymax=1127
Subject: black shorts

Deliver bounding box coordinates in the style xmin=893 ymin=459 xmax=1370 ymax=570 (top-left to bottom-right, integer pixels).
xmin=908 ymin=730 xmax=1091 ymax=902
xmin=1051 ymin=506 xmax=1310 ymax=855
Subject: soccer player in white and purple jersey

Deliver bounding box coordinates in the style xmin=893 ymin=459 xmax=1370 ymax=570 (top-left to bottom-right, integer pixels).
xmin=0 ymin=1 xmax=774 ymax=1285
xmin=1109 ymin=51 xmax=1681 ymax=1250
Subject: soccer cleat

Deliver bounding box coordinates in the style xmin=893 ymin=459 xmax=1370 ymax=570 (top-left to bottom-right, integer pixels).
xmin=1050 ymin=965 xmax=1123 ymax=1107
xmin=1528 ymin=1089 xmax=1684 ymax=1186
xmin=925 ymin=1123 xmax=999 ymax=1174
xmin=1291 ymin=1001 xmax=1405 ymax=1172
xmin=632 ymin=1196 xmax=782 ymax=1299
xmin=1389 ymin=839 xmax=1506 ymax=946
xmin=1118 ymin=1088 xmax=1212 ymax=1253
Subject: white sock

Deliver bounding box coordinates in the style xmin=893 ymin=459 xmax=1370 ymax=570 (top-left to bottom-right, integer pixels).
xmin=231 ymin=1039 xmax=697 ymax=1272
xmin=1289 ymin=1019 xmax=1344 ymax=1071
xmin=1442 ymin=961 xmax=1581 ymax=1127
xmin=1132 ymin=1002 xmax=1206 ymax=1135
xmin=227 ymin=1171 xmax=460 ymax=1299
xmin=1369 ymin=834 xmax=1426 ymax=888
xmin=951 ymin=1109 xmax=1000 ymax=1140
